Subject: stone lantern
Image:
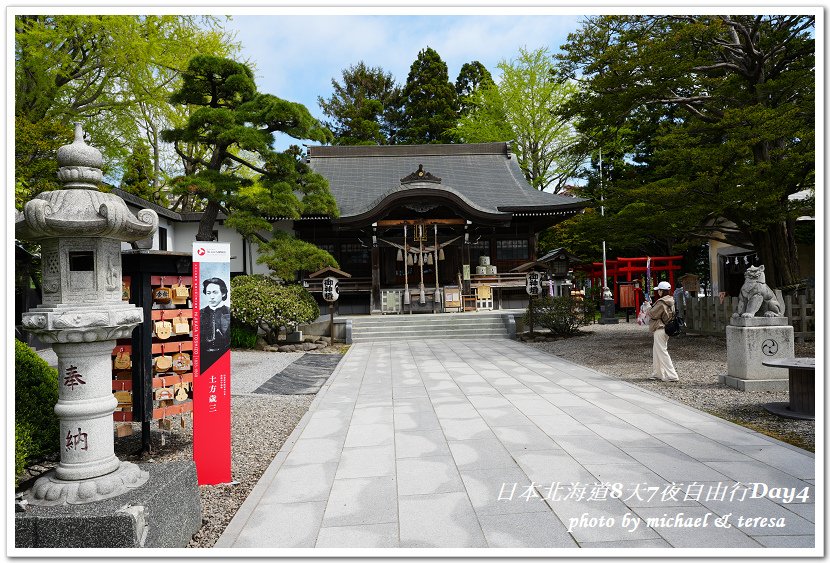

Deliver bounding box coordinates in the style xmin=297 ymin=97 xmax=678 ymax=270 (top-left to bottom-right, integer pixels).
xmin=16 ymin=124 xmax=159 ymax=505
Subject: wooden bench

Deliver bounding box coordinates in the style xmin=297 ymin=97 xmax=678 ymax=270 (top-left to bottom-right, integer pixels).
xmin=762 ymin=357 xmax=815 ymax=420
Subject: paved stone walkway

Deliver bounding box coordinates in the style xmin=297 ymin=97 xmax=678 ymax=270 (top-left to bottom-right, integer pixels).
xmin=216 ymin=340 xmax=816 ymax=551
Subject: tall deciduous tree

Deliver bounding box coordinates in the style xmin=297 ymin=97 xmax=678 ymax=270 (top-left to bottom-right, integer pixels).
xmin=318 ymin=62 xmax=401 ymax=145
xmin=397 ymin=47 xmax=458 ymax=144
xmin=14 ymin=15 xmax=237 ymax=206
xmin=453 ymin=47 xmax=584 ymax=193
xmin=557 ymin=15 xmax=815 ymax=287
xmin=161 ymin=55 xmax=339 ymax=280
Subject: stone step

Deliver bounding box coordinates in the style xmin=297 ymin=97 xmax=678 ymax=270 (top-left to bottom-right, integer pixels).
xmin=352 ymin=325 xmax=507 ymax=336
xmin=352 ymin=317 xmax=506 ymax=328
xmin=352 ymin=332 xmax=508 ymax=342
xmin=348 ymin=312 xmax=514 ymax=341
xmin=355 ymin=313 xmax=506 ymax=320
xmin=353 ymin=322 xmax=507 ymax=332
xmin=352 ymin=322 xmax=506 ymax=333
xmin=352 ymin=327 xmax=508 ymax=341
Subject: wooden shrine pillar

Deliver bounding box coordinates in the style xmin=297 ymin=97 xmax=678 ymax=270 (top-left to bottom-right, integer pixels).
xmin=462 ymin=223 xmax=471 ymax=295
xmin=530 ymin=233 xmax=538 ymax=261
xmin=371 ymin=225 xmax=381 ymax=314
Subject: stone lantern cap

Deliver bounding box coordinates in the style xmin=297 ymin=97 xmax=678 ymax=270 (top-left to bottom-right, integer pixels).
xmin=58 ymin=123 xmax=104 ymax=174
xmin=16 ymin=124 xmax=158 ymax=242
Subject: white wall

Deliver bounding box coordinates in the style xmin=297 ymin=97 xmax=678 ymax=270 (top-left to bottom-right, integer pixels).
xmin=120 ymin=215 xmax=174 ymax=252
xmin=708 ymin=240 xmax=725 ymax=295
xmin=118 ymin=202 xmax=297 ymax=277
xmin=171 ymin=222 xmax=198 ymax=254
xmin=171 ymin=222 xmax=279 ymax=276
xmin=170 ymin=223 xmax=248 ymax=271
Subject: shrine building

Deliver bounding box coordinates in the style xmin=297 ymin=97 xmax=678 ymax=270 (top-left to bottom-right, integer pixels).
xmin=102 ymin=142 xmax=585 ymax=316
xmin=299 ymin=142 xmax=586 ymax=314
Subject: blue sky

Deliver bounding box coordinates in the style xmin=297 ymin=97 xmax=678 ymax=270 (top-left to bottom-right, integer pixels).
xmin=221 ymin=13 xmax=584 ymax=150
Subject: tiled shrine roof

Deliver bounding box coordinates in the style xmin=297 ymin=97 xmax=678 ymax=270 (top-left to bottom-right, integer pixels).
xmin=307 ymin=142 xmax=585 ymax=221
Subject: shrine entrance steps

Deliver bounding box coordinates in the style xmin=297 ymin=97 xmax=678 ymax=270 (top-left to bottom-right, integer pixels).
xmin=350 ymin=311 xmax=513 ymax=342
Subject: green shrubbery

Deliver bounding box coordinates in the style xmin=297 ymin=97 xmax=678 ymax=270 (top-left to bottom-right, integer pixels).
xmin=230 ymin=323 xmax=258 ymax=349
xmin=231 ymin=275 xmax=319 ymax=344
xmin=15 ymin=423 xmax=32 ymax=487
xmin=525 ymin=295 xmax=591 ymax=336
xmin=14 ymin=339 xmax=60 ymax=486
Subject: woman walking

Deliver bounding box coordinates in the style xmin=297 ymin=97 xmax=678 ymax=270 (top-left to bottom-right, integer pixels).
xmin=648 ymin=281 xmax=679 ymax=381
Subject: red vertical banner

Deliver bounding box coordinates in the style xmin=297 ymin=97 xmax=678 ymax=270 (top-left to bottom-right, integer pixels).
xmin=192 ymin=242 xmax=232 ymax=485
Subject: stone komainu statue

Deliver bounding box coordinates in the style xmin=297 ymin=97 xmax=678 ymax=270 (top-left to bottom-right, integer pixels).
xmin=732 ymin=265 xmax=784 ymax=318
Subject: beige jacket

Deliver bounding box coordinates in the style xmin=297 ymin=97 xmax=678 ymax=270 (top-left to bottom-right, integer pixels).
xmin=648 ymin=295 xmax=675 ymax=333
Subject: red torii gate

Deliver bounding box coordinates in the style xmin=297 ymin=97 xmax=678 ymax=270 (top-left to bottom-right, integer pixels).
xmin=579 ymin=256 xmax=683 ymax=312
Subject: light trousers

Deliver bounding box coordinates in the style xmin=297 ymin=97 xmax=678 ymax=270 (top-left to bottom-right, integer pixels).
xmin=652 ymin=328 xmax=679 ymax=381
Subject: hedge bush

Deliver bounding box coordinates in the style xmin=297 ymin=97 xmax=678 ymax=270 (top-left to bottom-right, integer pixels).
xmin=525 ymin=295 xmax=590 ymax=336
xmin=231 ymin=275 xmax=319 ymax=344
xmin=14 ymin=422 xmax=32 ymax=488
xmin=15 ymin=339 xmax=60 ymax=485
xmin=230 ymin=323 xmax=259 ymax=349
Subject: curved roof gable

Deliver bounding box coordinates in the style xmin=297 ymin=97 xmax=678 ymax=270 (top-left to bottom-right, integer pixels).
xmin=307 ymin=142 xmax=585 ymax=219
xmin=337 ymin=182 xmax=511 ymax=227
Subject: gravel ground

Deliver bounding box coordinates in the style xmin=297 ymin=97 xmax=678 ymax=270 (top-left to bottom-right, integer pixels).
xmin=524 ymin=322 xmax=815 ymax=452
xmin=231 ymin=349 xmax=305 ymax=394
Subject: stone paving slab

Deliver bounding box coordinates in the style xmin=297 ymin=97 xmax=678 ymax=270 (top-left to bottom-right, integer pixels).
xmin=218 ymin=339 xmax=817 ymax=552
xmin=315 ymin=522 xmax=399 ymax=548
xmin=399 ymin=491 xmax=487 ymax=548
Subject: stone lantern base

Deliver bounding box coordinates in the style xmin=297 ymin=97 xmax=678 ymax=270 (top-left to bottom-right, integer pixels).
xmin=16 ymin=461 xmax=200 ymax=548
xmin=26 ymin=461 xmax=148 ymax=506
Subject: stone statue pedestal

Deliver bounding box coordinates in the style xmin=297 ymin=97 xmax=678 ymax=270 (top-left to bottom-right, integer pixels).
xmin=719 ymin=317 xmax=794 ymax=391
xmin=598 ymin=298 xmax=619 ymax=324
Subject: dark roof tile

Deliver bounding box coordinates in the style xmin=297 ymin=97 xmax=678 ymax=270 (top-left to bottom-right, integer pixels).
xmin=307 ymin=142 xmax=585 ymax=218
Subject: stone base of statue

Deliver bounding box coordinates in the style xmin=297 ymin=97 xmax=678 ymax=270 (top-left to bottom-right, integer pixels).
xmin=598 ymin=298 xmax=619 ymax=324
xmin=719 ymin=317 xmax=794 ymax=391
xmin=15 ymin=460 xmax=200 ymax=548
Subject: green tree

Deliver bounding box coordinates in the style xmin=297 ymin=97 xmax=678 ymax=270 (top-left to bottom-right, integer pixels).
xmin=557 ymin=15 xmax=815 ymax=287
xmin=14 ymin=15 xmax=237 ymax=207
xmin=397 ymin=47 xmax=458 ymax=144
xmin=452 ymin=47 xmax=584 ymax=193
xmin=15 ymin=116 xmax=71 ymax=208
xmin=120 ymin=141 xmax=162 ymax=204
xmin=449 ymin=83 xmax=512 ymax=148
xmin=256 ymin=231 xmax=339 ymax=281
xmin=548 ymin=135 xmax=685 ymax=261
xmin=455 ymin=61 xmax=494 ymax=116
xmin=161 ymin=55 xmax=339 ymax=282
xmin=318 ymin=61 xmax=401 ymax=145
